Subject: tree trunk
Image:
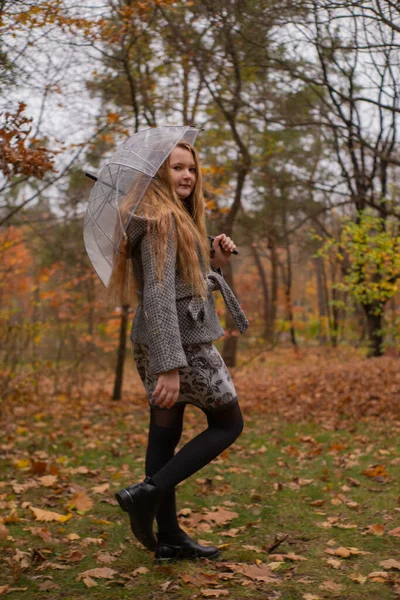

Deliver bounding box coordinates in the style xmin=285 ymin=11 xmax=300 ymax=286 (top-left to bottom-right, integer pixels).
xmin=279 ymin=260 xmax=297 ymax=349
xmin=313 ymin=255 xmax=328 ymax=344
xmin=363 ymin=304 xmax=384 ymax=357
xmin=270 ymin=240 xmax=278 ymax=342
xmin=251 ymin=244 xmax=273 ymax=342
xmin=112 ymin=304 xmax=129 ymax=400
xmin=222 ymin=164 xmax=250 ymax=366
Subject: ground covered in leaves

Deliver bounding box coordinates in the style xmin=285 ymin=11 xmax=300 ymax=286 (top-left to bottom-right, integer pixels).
xmin=1 ymin=348 xmax=400 ymax=599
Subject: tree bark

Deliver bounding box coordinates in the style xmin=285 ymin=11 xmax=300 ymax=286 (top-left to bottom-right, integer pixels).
xmin=363 ymin=304 xmax=384 ymax=357
xmin=112 ymin=304 xmax=129 ymax=401
xmin=251 ymin=244 xmax=273 ymax=342
xmin=313 ymin=255 xmax=328 ymax=344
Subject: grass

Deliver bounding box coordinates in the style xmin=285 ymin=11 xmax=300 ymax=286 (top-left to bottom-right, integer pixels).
xmin=1 ymin=360 xmax=400 ymax=600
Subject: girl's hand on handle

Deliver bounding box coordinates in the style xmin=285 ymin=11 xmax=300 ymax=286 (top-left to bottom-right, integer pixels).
xmin=211 ymin=234 xmax=237 ymax=269
xmin=152 ymin=369 xmax=180 ymax=409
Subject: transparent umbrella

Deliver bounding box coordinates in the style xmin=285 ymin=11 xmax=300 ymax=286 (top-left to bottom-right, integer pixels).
xmin=83 ymin=125 xmax=199 ymax=286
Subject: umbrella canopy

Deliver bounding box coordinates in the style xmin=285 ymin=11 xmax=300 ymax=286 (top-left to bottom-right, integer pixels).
xmin=84 ymin=125 xmax=199 ymax=286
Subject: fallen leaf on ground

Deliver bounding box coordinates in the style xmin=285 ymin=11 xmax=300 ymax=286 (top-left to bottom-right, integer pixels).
xmin=326 ymin=558 xmax=342 ymax=569
xmin=69 ymin=492 xmax=93 ymax=513
xmin=325 ymin=546 xmax=351 ymax=558
xmin=380 ymin=559 xmax=400 ymax=570
xmin=201 ymin=590 xmax=229 ymax=598
xmin=38 ymin=475 xmax=57 ymax=487
xmin=365 ymin=523 xmax=385 ymax=536
xmin=368 ymin=571 xmax=389 ymax=581
xmin=78 ymin=567 xmax=116 ymax=580
xmin=38 ymin=581 xmax=60 ymax=591
xmin=284 ymin=553 xmax=307 ymax=561
xmin=349 ymin=573 xmax=367 ymax=584
xmin=181 ymin=573 xmax=218 ymax=587
xmin=0 ymin=524 xmax=8 ymax=539
xmin=82 ymin=577 xmax=97 ymax=588
xmin=226 ymin=562 xmax=278 ymax=583
xmin=388 ymin=527 xmax=400 ymax=537
xmin=30 ymin=506 xmax=71 ymax=523
xmin=201 ymin=507 xmax=239 ymax=525
xmin=319 ymin=580 xmax=343 ymax=592
xmin=92 ymin=483 xmax=110 ymax=493
xmin=362 ymin=465 xmax=388 ymax=479
xmin=95 ymin=552 xmax=117 ymax=564
xmin=303 ymin=595 xmax=320 ymax=600
xmin=132 ymin=566 xmax=149 ymax=576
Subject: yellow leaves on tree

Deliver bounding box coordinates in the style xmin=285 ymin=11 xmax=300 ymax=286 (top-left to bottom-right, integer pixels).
xmin=0 ymin=102 xmax=55 ymax=180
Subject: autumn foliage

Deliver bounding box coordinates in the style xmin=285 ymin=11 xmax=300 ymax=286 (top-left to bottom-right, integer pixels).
xmin=0 ymin=103 xmax=55 ymax=180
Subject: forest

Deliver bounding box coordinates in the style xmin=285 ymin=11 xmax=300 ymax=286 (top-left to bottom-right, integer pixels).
xmin=1 ymin=2 xmax=400 ymax=599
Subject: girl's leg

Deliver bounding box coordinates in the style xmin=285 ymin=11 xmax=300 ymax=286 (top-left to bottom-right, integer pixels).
xmin=145 ymin=404 xmax=186 ymax=539
xmin=150 ymin=401 xmax=243 ymax=491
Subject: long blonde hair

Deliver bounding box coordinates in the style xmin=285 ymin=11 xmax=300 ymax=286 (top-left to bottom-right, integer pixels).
xmin=107 ymin=142 xmax=210 ymax=307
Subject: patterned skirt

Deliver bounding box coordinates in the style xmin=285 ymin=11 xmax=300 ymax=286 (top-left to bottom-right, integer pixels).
xmin=133 ymin=342 xmax=238 ymax=411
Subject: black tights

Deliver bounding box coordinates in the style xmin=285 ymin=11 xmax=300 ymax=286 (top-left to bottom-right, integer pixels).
xmin=145 ymin=401 xmax=243 ymax=538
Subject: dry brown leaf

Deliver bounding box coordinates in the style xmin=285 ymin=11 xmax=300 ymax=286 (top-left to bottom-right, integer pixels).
xmin=388 ymin=527 xmax=400 ymax=537
xmin=201 ymin=507 xmax=238 ymax=525
xmin=132 ymin=566 xmax=149 ymax=576
xmin=220 ymin=527 xmax=241 ymax=537
xmin=325 ymin=546 xmax=351 ymax=558
xmin=303 ymin=595 xmax=320 ymax=600
xmin=81 ymin=537 xmax=103 ymax=545
xmin=201 ymin=590 xmax=229 ymax=598
xmin=0 ymin=587 xmax=8 ymax=596
xmin=326 ymin=558 xmax=342 ymax=569
xmin=365 ymin=523 xmax=385 ymax=536
xmin=242 ymin=544 xmax=264 ymax=553
xmin=70 ymin=492 xmax=93 ymax=513
xmin=160 ymin=580 xmax=175 ymax=592
xmin=228 ymin=562 xmax=277 ymax=583
xmin=380 ymin=559 xmax=400 ymax=570
xmin=38 ymin=581 xmax=60 ymax=591
xmin=92 ymin=483 xmax=110 ymax=494
xmin=284 ymin=553 xmax=307 ymax=561
xmin=82 ymin=577 xmax=97 ymax=588
xmin=66 ymin=533 xmax=80 ymax=541
xmin=0 ymin=524 xmax=8 ymax=539
xmin=319 ymin=580 xmax=343 ymax=592
xmin=368 ymin=571 xmax=389 ymax=582
xmin=30 ymin=506 xmax=71 ymax=523
xmin=95 ymin=552 xmax=117 ymax=564
xmin=78 ymin=567 xmax=116 ymax=580
xmin=362 ymin=465 xmax=388 ymax=479
xmin=349 ymin=573 xmax=367 ymax=585
xmin=38 ymin=475 xmax=57 ymax=487
xmin=181 ymin=573 xmax=218 ymax=587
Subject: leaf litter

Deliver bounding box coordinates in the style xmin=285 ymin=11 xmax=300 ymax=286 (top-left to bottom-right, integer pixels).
xmin=1 ymin=348 xmax=400 ymax=598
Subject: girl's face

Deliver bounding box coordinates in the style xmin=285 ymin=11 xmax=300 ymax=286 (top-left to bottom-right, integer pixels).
xmin=169 ymin=146 xmax=197 ymax=200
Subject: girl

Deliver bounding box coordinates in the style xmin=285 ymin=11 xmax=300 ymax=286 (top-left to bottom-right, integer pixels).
xmin=112 ymin=138 xmax=248 ymax=562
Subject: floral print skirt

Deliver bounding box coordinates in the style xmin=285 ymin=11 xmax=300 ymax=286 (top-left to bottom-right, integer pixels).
xmin=133 ymin=342 xmax=238 ymax=411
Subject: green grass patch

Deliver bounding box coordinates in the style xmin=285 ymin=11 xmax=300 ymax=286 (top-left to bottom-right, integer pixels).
xmin=1 ymin=397 xmax=399 ymax=599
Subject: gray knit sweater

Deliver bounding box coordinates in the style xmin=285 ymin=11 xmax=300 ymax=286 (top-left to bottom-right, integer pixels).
xmin=127 ymin=214 xmax=248 ymax=375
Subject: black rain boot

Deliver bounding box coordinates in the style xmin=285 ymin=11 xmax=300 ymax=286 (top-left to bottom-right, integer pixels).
xmin=115 ymin=476 xmax=165 ymax=551
xmin=154 ymin=530 xmax=220 ymax=563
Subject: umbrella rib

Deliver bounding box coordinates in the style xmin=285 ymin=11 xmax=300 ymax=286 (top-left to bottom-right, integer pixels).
xmin=87 ymin=204 xmax=118 ymax=246
xmin=107 ymin=158 xmax=157 ymax=173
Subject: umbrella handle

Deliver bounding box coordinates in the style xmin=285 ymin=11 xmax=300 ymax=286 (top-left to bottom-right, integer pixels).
xmin=85 ymin=171 xmax=98 ymax=182
xmin=85 ymin=172 xmax=238 ymax=256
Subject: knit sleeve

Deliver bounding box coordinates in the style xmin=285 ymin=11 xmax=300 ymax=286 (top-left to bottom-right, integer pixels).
xmin=140 ymin=223 xmax=188 ymax=375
